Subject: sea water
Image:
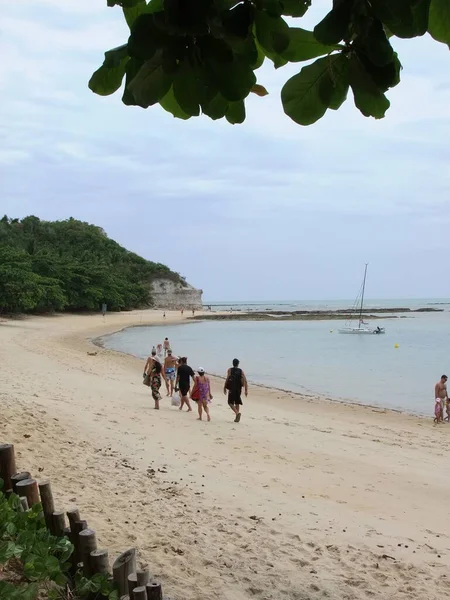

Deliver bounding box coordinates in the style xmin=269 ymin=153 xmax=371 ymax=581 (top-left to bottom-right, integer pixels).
xmin=100 ymin=300 xmax=450 ymax=416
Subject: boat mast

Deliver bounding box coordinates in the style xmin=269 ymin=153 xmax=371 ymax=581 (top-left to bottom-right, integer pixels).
xmin=358 ymin=263 xmax=368 ymax=328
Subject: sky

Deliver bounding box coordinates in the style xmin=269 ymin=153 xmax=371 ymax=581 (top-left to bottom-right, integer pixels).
xmin=1 ymin=0 xmax=450 ymax=302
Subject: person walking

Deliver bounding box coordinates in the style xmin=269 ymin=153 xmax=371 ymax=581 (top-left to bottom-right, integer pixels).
xmin=164 ymin=349 xmax=178 ymax=396
xmin=434 ymin=374 xmax=448 ymax=423
xmin=163 ymin=337 xmax=170 ymax=357
xmin=176 ymin=357 xmax=195 ymax=412
xmin=192 ymin=368 xmax=212 ymax=421
xmin=224 ymin=358 xmax=248 ymax=422
xmin=144 ymin=350 xmax=166 ymax=410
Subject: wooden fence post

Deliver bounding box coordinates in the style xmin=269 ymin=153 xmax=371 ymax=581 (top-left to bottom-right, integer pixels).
xmin=127 ymin=573 xmax=138 ymax=598
xmin=146 ymin=582 xmax=163 ymax=600
xmin=112 ymin=549 xmax=136 ymax=598
xmin=0 ymin=444 xmax=17 ymax=492
xmin=132 ymin=587 xmax=147 ymax=600
xmin=38 ymin=480 xmax=55 ymax=532
xmin=11 ymin=472 xmax=31 ymax=494
xmin=79 ymin=529 xmax=97 ymax=578
xmin=20 ymin=497 xmax=29 ymax=511
xmin=90 ymin=549 xmax=109 ymax=575
xmin=52 ymin=511 xmax=66 ymax=537
xmin=15 ymin=479 xmax=40 ymax=507
xmin=136 ymin=570 xmax=149 ymax=587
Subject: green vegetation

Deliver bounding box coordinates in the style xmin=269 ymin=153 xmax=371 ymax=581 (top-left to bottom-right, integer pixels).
xmin=0 ymin=216 xmax=183 ymax=314
xmin=90 ymin=0 xmax=450 ymax=125
xmin=0 ymin=480 xmax=118 ymax=599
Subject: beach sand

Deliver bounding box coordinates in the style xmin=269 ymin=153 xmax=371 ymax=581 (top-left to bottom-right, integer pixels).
xmin=1 ymin=311 xmax=449 ymax=600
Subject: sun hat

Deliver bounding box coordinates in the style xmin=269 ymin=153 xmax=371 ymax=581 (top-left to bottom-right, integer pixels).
xmin=198 ymin=368 xmax=205 ymax=374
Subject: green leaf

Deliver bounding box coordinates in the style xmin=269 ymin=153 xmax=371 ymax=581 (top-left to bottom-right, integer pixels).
xmin=370 ymin=0 xmax=430 ymax=39
xmin=357 ymin=51 xmax=402 ymax=92
xmin=254 ymin=10 xmax=290 ymax=56
xmin=0 ymin=541 xmax=16 ymax=562
xmin=282 ymin=54 xmax=349 ymax=125
xmin=89 ymin=53 xmax=129 ymax=96
xmin=359 ymin=19 xmax=394 ymax=67
xmin=429 ymin=0 xmax=450 ymax=44
xmin=313 ymin=0 xmax=353 ymax=45
xmin=109 ymin=590 xmax=120 ymax=600
xmin=108 ymin=0 xmax=145 ymax=6
xmin=123 ymin=0 xmax=148 ymax=29
xmin=160 ymin=86 xmax=191 ymax=119
xmin=223 ymin=2 xmax=253 ymax=39
xmin=173 ymin=61 xmax=203 ymax=116
xmin=104 ymin=45 xmax=129 ymax=68
xmin=128 ymin=13 xmax=168 ymax=60
xmin=201 ymin=93 xmax=229 ymax=120
xmin=225 ymin=100 xmax=246 ymax=124
xmin=5 ymin=522 xmax=17 ymax=536
xmin=281 ymin=0 xmax=311 ymax=17
xmin=280 ymin=27 xmax=339 ymax=62
xmin=251 ymin=83 xmax=269 ymax=96
xmin=348 ymin=54 xmax=390 ymax=119
xmin=206 ymin=54 xmax=256 ymax=102
xmin=127 ymin=57 xmax=172 ymax=107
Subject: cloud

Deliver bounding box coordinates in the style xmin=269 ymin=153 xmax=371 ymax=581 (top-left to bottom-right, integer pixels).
xmin=1 ymin=1 xmax=450 ymax=299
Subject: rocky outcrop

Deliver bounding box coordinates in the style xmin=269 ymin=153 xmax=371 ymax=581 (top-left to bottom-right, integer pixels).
xmin=150 ymin=278 xmax=203 ymax=310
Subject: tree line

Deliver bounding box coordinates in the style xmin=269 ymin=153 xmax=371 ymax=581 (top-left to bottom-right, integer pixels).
xmin=0 ymin=216 xmax=183 ymax=314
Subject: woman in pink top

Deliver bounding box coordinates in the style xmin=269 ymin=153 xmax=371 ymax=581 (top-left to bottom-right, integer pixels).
xmin=193 ymin=368 xmax=212 ymax=422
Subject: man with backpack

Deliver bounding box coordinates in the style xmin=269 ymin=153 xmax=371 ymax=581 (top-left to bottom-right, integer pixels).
xmin=224 ymin=358 xmax=248 ymax=423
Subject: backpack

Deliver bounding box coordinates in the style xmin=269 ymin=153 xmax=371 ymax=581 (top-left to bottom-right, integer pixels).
xmin=225 ymin=367 xmax=242 ymax=392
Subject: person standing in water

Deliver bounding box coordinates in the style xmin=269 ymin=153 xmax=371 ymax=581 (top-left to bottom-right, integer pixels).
xmin=224 ymin=358 xmax=248 ymax=423
xmin=176 ymin=357 xmax=195 ymax=412
xmin=192 ymin=368 xmax=212 ymax=421
xmin=163 ymin=337 xmax=170 ymax=357
xmin=164 ymin=349 xmax=178 ymax=396
xmin=434 ymin=374 xmax=448 ymax=423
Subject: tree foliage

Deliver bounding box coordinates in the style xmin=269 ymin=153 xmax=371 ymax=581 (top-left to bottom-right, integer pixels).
xmin=89 ymin=0 xmax=450 ymax=126
xmin=0 ymin=216 xmax=183 ymax=314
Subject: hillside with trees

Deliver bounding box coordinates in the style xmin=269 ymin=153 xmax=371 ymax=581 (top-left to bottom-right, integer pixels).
xmin=0 ymin=216 xmax=184 ymax=314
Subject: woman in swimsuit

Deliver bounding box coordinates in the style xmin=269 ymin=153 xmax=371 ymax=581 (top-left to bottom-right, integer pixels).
xmin=193 ymin=368 xmax=212 ymax=421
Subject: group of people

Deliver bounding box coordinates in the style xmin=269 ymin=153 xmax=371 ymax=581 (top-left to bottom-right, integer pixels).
xmin=434 ymin=374 xmax=450 ymax=423
xmin=143 ymin=338 xmax=248 ymax=422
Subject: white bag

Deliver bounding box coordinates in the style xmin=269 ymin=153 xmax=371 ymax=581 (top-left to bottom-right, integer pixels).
xmin=171 ymin=392 xmax=181 ymax=407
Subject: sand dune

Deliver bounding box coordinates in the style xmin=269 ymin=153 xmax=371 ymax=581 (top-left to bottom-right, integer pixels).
xmin=1 ymin=311 xmax=449 ymax=599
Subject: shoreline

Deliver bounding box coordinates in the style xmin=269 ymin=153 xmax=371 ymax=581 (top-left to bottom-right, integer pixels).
xmin=2 ymin=311 xmax=450 ymax=600
xmin=93 ymin=319 xmax=429 ymax=420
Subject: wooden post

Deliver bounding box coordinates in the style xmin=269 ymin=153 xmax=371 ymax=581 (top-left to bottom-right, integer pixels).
xmin=52 ymin=511 xmax=66 ymax=537
xmin=132 ymin=587 xmax=147 ymax=600
xmin=146 ymin=582 xmax=163 ymax=600
xmin=79 ymin=529 xmax=97 ymax=577
xmin=136 ymin=570 xmax=149 ymax=587
xmin=112 ymin=549 xmax=136 ymax=597
xmin=20 ymin=497 xmax=29 ymax=511
xmin=66 ymin=508 xmax=81 ymax=532
xmin=70 ymin=520 xmax=87 ymax=569
xmin=127 ymin=573 xmax=138 ymax=598
xmin=90 ymin=549 xmax=109 ymax=575
xmin=11 ymin=472 xmax=31 ymax=494
xmin=38 ymin=480 xmax=55 ymax=532
xmin=15 ymin=479 xmax=40 ymax=507
xmin=0 ymin=444 xmax=17 ymax=492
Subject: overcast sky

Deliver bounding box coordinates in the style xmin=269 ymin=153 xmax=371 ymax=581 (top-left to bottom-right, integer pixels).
xmin=2 ymin=1 xmax=450 ymax=301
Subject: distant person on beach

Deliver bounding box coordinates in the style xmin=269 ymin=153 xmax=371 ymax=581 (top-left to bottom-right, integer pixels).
xmin=176 ymin=357 xmax=195 ymax=412
xmin=144 ymin=350 xmax=165 ymax=409
xmin=163 ymin=312 xmax=166 ymax=319
xmin=164 ymin=349 xmax=178 ymax=396
xmin=163 ymin=337 xmax=170 ymax=357
xmin=192 ymin=309 xmax=195 ymax=317
xmin=224 ymin=358 xmax=248 ymax=423
xmin=192 ymin=368 xmax=212 ymax=421
xmin=434 ymin=374 xmax=447 ymax=423
xmin=181 ymin=308 xmax=184 ymax=316
xmin=157 ymin=343 xmax=163 ymax=358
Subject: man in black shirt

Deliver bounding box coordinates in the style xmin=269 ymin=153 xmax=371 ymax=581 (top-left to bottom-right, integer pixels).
xmin=176 ymin=357 xmax=196 ymax=412
xmin=224 ymin=358 xmax=248 ymax=423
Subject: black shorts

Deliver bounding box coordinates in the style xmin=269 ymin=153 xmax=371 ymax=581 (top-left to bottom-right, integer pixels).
xmin=228 ymin=392 xmax=242 ymax=406
xmin=179 ymin=384 xmax=190 ymax=397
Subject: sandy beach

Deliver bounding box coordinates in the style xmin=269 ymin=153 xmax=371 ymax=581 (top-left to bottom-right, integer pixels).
xmin=1 ymin=310 xmax=449 ymax=600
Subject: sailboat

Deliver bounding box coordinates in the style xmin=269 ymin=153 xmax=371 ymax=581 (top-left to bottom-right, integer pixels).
xmin=338 ymin=264 xmax=385 ymax=335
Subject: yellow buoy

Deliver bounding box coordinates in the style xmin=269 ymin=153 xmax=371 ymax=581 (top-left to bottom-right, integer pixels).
xmin=394 ymin=343 xmax=399 ymax=349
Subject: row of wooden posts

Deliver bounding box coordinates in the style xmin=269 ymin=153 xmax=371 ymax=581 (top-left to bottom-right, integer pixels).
xmin=0 ymin=443 xmax=172 ymax=600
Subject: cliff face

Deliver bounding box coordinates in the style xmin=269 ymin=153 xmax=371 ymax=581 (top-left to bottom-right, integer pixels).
xmin=150 ymin=278 xmax=203 ymax=310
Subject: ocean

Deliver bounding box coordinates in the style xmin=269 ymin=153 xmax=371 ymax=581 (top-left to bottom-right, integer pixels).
xmin=99 ymin=299 xmax=450 ymax=416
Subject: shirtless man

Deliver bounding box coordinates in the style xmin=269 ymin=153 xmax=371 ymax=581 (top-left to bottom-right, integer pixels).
xmin=434 ymin=374 xmax=448 ymax=423
xmin=163 ymin=337 xmax=170 ymax=357
xmin=164 ymin=349 xmax=178 ymax=396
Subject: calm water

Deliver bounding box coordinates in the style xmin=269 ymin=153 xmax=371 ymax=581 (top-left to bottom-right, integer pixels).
xmin=100 ymin=300 xmax=450 ymax=416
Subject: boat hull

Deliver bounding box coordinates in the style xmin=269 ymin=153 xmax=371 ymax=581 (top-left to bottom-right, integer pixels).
xmin=338 ymin=328 xmax=385 ymax=335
